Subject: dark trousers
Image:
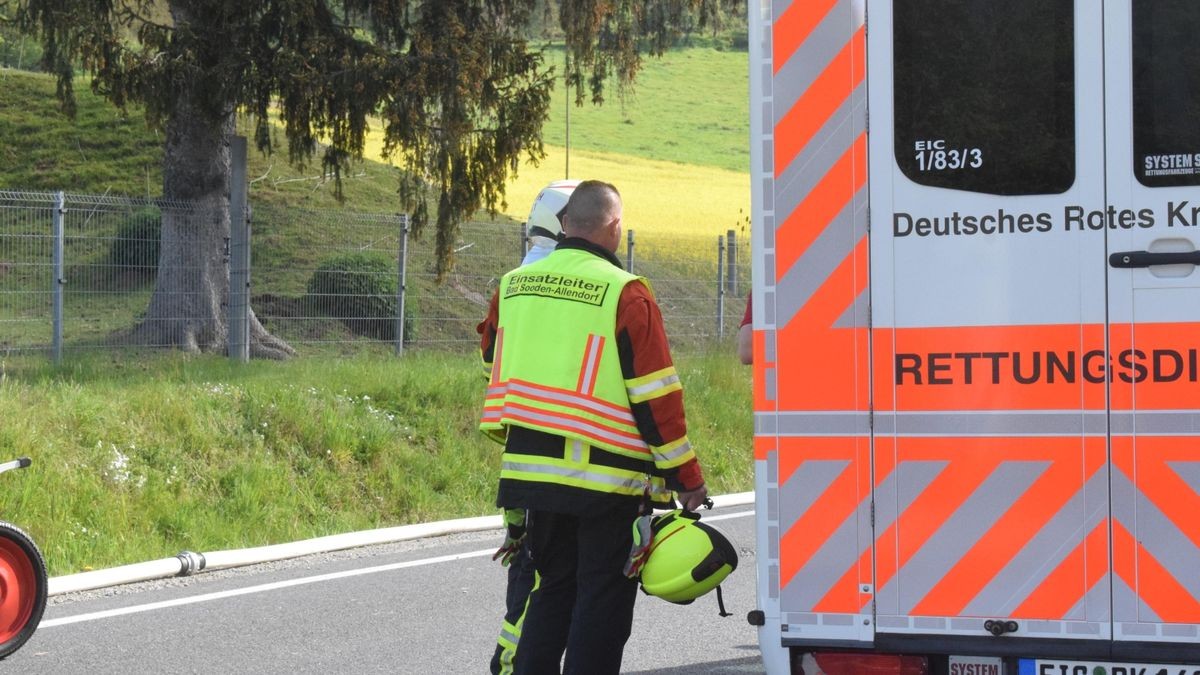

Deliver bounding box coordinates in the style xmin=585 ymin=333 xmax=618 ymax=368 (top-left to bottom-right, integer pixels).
xmin=491 ymin=544 xmax=537 ymax=675
xmin=514 ymin=507 xmax=640 ymax=675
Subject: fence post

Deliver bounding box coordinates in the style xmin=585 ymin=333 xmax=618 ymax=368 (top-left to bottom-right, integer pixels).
xmin=726 ymin=229 xmax=738 ymax=296
xmin=52 ymin=191 xmax=65 ymax=364
xmin=228 ymin=136 xmax=250 ymax=363
xmin=395 ymin=214 xmax=410 ymax=356
xmin=717 ymin=234 xmax=726 ymax=339
xmin=626 ymin=229 xmax=635 ymax=273
xmin=521 ymin=222 xmax=529 ymax=262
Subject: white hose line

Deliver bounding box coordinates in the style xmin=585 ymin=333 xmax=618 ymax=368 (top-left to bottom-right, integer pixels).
xmin=48 ymin=491 xmax=755 ymax=596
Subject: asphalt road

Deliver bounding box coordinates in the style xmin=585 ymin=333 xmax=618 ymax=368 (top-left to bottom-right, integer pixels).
xmin=9 ymin=505 xmax=762 ymax=674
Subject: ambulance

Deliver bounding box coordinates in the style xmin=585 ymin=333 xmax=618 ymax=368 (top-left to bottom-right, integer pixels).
xmin=748 ymin=1 xmax=1200 ymax=673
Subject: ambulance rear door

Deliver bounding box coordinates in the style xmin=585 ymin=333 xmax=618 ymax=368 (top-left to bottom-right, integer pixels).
xmin=1104 ymin=0 xmax=1200 ymax=658
xmin=868 ymin=0 xmax=1112 ymax=654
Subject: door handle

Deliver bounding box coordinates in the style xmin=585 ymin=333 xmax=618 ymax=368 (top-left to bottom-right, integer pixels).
xmin=1109 ymin=250 xmax=1200 ymax=268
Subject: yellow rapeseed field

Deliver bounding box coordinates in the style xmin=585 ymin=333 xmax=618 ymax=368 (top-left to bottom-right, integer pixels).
xmin=499 ymin=144 xmax=751 ymax=243
xmin=360 ymin=133 xmax=750 ymax=245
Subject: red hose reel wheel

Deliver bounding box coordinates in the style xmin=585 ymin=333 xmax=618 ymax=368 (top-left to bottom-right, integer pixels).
xmin=0 ymin=521 xmax=47 ymax=660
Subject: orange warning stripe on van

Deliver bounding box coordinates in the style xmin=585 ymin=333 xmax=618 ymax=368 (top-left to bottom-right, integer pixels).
xmin=778 ymin=437 xmax=868 ymax=589
xmin=911 ymin=439 xmax=1105 ymax=617
xmin=752 ymin=328 xmax=773 ymax=412
xmin=804 ymin=439 xmax=1105 ymax=616
xmin=775 ymin=135 xmax=866 ymax=279
xmin=1112 ymin=436 xmax=1200 ymax=560
xmin=1012 ymin=520 xmax=1109 ymax=619
xmin=874 ymin=450 xmax=1002 ymax=592
xmin=774 ymin=239 xmax=869 ymax=411
xmin=774 ymin=27 xmax=864 ymax=180
xmin=820 ymin=438 xmax=895 ymax=613
xmin=880 ymin=324 xmax=1108 ymax=411
xmin=1112 ymin=520 xmax=1200 ymax=623
xmin=772 ymin=0 xmax=840 ymax=75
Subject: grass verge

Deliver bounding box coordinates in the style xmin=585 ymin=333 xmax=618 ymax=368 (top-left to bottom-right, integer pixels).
xmin=0 ymin=350 xmax=751 ymax=576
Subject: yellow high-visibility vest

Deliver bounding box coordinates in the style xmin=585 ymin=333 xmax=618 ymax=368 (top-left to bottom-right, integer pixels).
xmin=480 ymin=248 xmax=689 ymax=502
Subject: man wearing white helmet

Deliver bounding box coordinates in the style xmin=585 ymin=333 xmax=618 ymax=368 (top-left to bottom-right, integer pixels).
xmin=488 ymin=179 xmax=579 ymax=674
xmin=520 ymin=179 xmax=579 ymax=266
xmin=478 ymin=180 xmax=707 ymax=674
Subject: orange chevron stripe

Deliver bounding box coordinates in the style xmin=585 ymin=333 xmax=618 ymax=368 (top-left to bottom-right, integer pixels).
xmin=1127 ymin=439 xmax=1200 ymax=551
xmin=1013 ymin=520 xmax=1109 ymax=619
xmin=774 ymin=28 xmax=865 ymax=179
xmin=775 ymin=239 xmax=869 ymax=410
xmin=812 ymin=542 xmax=875 ymax=614
xmin=1112 ymin=520 xmax=1200 ymax=622
xmin=835 ymin=437 xmax=1104 ymax=614
xmin=792 ymin=236 xmax=868 ymax=330
xmin=772 ymin=133 xmax=868 ymax=281
xmin=874 ymin=449 xmax=1003 ymax=592
xmin=912 ymin=439 xmax=1103 ymax=616
xmin=779 ymin=438 xmax=864 ymax=589
xmin=820 ymin=538 xmax=879 ymax=614
xmin=814 ymin=438 xmax=896 ymax=613
xmin=775 ymin=134 xmax=867 ymax=281
xmin=772 ymin=0 xmax=841 ymax=75
xmin=811 ymin=436 xmax=875 ymax=613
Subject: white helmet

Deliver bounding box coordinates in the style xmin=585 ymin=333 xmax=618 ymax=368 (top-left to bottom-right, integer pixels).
xmin=526 ymin=180 xmax=579 ymax=246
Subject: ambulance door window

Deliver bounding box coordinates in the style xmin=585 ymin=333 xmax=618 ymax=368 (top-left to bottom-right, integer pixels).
xmin=1133 ymin=0 xmax=1200 ymax=187
xmin=892 ymin=0 xmax=1075 ymax=195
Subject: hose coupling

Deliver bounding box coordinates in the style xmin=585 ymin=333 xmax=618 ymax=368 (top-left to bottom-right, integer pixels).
xmin=176 ymin=550 xmax=207 ymax=576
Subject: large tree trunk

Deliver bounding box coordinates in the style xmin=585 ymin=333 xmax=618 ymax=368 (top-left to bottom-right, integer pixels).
xmin=131 ymin=91 xmax=294 ymax=359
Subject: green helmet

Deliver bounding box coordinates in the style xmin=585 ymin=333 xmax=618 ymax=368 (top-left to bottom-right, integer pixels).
xmin=639 ymin=510 xmax=738 ymax=604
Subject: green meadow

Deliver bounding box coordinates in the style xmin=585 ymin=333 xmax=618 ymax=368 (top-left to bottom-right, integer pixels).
xmin=0 ymin=45 xmax=753 ymax=576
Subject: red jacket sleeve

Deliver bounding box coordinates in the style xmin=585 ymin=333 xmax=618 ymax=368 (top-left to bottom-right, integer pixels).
xmin=476 ymin=290 xmax=501 ymax=380
xmin=615 ymin=281 xmax=704 ymax=491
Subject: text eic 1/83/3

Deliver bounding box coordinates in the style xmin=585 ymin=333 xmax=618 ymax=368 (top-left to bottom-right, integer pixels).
xmin=914 ymin=139 xmax=983 ymax=172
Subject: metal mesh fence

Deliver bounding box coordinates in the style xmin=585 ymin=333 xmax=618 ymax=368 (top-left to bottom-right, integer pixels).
xmin=628 ymin=229 xmax=752 ymax=346
xmin=61 ymin=194 xmax=209 ymax=352
xmin=403 ymin=219 xmax=526 ymax=349
xmin=0 ymin=191 xmax=55 ymax=355
xmin=1 ymin=189 xmax=752 ymax=361
xmin=0 ymin=191 xmax=212 ymax=357
xmin=250 ymin=203 xmax=408 ymax=355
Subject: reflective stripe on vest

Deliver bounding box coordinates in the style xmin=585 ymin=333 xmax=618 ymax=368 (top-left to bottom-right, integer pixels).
xmin=482 ymin=378 xmax=648 ymax=456
xmin=481 ymin=248 xmax=648 ymax=462
xmin=500 ymin=456 xmax=673 ymax=502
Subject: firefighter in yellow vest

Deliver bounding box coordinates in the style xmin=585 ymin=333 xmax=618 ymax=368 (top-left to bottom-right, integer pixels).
xmin=477 ymin=180 xmax=708 ymax=675
xmin=488 ymin=179 xmax=579 ymax=675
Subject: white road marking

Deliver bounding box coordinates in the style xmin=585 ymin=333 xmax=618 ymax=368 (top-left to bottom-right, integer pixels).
xmin=41 ymin=549 xmax=494 ymax=628
xmin=700 ymin=509 xmax=754 ymax=523
xmin=42 ymin=509 xmax=754 ymax=628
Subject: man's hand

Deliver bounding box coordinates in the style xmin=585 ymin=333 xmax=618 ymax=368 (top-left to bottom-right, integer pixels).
xmin=492 ymin=508 xmax=526 ymax=567
xmin=677 ymin=484 xmax=709 ymax=512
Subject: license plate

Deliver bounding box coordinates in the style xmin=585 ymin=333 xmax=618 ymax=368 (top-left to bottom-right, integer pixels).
xmin=1019 ymin=660 xmax=1200 ymax=675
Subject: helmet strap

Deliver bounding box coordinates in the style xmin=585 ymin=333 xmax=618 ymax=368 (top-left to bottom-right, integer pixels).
xmin=639 ymin=480 xmax=654 ymax=517
xmin=715 ymin=585 xmax=732 ymax=618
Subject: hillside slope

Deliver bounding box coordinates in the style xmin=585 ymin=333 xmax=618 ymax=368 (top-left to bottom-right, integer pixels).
xmin=0 ymin=45 xmax=749 ymax=239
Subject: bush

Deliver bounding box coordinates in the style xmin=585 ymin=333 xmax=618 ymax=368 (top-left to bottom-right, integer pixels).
xmin=306 ymin=252 xmax=411 ymax=342
xmin=105 ymin=209 xmax=161 ymax=276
